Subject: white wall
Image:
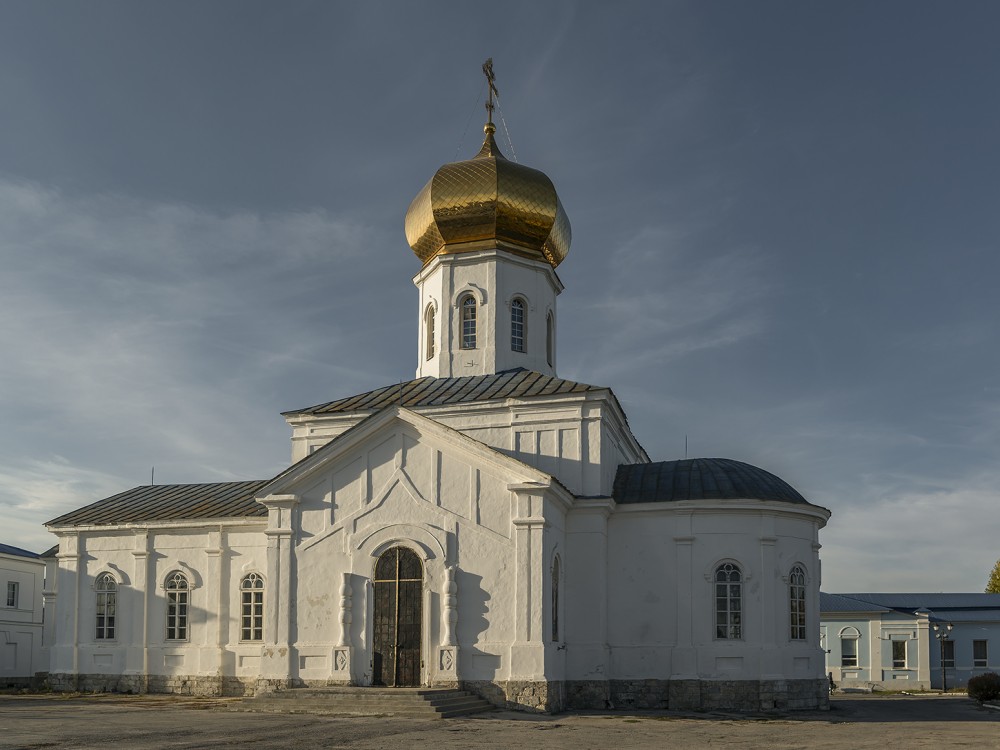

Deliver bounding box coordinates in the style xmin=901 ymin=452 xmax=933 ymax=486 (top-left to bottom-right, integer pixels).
xmin=1 ymin=550 xmax=45 ymax=682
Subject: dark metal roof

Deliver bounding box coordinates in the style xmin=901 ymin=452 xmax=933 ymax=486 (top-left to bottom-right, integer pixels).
xmin=46 ymin=481 xmax=270 ymax=528
xmin=612 ymin=458 xmax=808 ymax=505
xmin=820 ymin=593 xmax=891 ymax=613
xmin=40 ymin=545 xmax=59 ymax=559
xmin=0 ymin=542 xmax=41 ymax=559
xmin=283 ymin=369 xmax=605 ymax=416
xmin=832 ymin=593 xmax=1000 ymax=612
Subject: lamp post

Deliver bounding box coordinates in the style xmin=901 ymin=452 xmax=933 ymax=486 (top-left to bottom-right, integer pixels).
xmin=933 ymin=622 xmax=953 ymax=692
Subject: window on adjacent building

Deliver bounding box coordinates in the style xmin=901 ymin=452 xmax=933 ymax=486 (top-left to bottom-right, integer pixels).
xmin=941 ymin=639 xmax=955 ymax=668
xmin=425 ymin=305 xmax=435 ymax=360
xmin=165 ymin=571 xmax=189 ymax=641
xmin=892 ymin=640 xmax=907 ymax=668
xmin=511 ymin=298 xmax=525 ymax=353
xmin=841 ymin=636 xmax=858 ymax=667
xmin=551 ymin=556 xmax=560 ymax=642
xmin=95 ymin=573 xmax=117 ymax=640
xmin=715 ymin=562 xmax=742 ymax=639
xmin=5 ymin=581 xmax=17 ymax=608
xmin=460 ymin=295 xmax=477 ymax=349
xmin=789 ymin=565 xmax=806 ymax=641
xmin=241 ymin=573 xmax=264 ymax=642
xmin=973 ymin=640 xmax=989 ymax=668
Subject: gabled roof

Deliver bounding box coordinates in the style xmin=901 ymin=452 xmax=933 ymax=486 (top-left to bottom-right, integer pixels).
xmin=282 ymin=368 xmax=606 ymax=417
xmin=613 ymin=458 xmax=809 ymax=505
xmin=46 ymin=480 xmax=270 ymax=528
xmin=0 ymin=542 xmax=41 ymax=559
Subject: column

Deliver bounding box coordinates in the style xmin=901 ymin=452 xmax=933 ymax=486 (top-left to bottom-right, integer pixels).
xmin=259 ymin=494 xmax=299 ymax=689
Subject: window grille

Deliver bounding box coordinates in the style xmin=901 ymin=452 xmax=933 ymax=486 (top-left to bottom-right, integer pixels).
xmin=425 ymin=306 xmax=435 ymax=360
xmin=789 ymin=565 xmax=806 ymax=640
xmin=241 ymin=573 xmax=264 ymax=642
xmin=941 ymin=639 xmax=955 ymax=668
xmin=165 ymin=571 xmax=189 ymax=641
xmin=461 ymin=296 xmax=477 ymax=349
xmin=841 ymin=637 xmax=858 ymax=667
xmin=973 ymin=639 xmax=989 ymax=668
xmin=511 ymin=298 xmax=525 ymax=352
xmin=714 ymin=563 xmax=742 ymax=639
xmin=95 ymin=573 xmax=117 ymax=640
xmin=5 ymin=581 xmax=16 ymax=608
xmin=892 ymin=640 xmax=907 ymax=668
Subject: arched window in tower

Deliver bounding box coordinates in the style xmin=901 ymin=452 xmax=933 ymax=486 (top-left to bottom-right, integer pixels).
xmin=715 ymin=562 xmax=742 ymax=639
xmin=511 ymin=298 xmax=525 ymax=353
xmin=460 ymin=295 xmax=477 ymax=349
xmin=789 ymin=565 xmax=806 ymax=641
xmin=95 ymin=573 xmax=117 ymax=640
xmin=551 ymin=555 xmax=561 ymax=642
xmin=425 ymin=305 xmax=435 ymax=360
xmin=546 ymin=312 xmax=554 ymax=367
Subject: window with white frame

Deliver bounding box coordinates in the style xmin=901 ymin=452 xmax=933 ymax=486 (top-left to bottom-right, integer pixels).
xmin=973 ymin=639 xmax=988 ymax=668
xmin=892 ymin=640 xmax=907 ymax=668
xmin=551 ymin=555 xmax=560 ymax=642
xmin=241 ymin=573 xmax=264 ymax=642
xmin=95 ymin=573 xmax=117 ymax=640
xmin=789 ymin=565 xmax=806 ymax=640
xmin=840 ymin=628 xmax=860 ymax=667
xmin=5 ymin=581 xmax=17 ymax=608
xmin=425 ymin=305 xmax=435 ymax=360
xmin=715 ymin=562 xmax=742 ymax=639
xmin=460 ymin=295 xmax=477 ymax=349
xmin=511 ymin=298 xmax=525 ymax=353
xmin=165 ymin=571 xmax=189 ymax=641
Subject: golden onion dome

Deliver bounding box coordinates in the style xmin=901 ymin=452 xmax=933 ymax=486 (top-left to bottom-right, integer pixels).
xmin=405 ymin=123 xmax=571 ymax=268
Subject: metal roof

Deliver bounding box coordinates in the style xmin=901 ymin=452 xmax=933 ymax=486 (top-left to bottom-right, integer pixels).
xmin=0 ymin=542 xmax=41 ymax=559
xmin=46 ymin=480 xmax=270 ymax=528
xmin=833 ymin=593 xmax=1000 ymax=611
xmin=612 ymin=458 xmax=809 ymax=505
xmin=283 ymin=369 xmax=605 ymax=416
xmin=820 ymin=593 xmax=891 ymax=613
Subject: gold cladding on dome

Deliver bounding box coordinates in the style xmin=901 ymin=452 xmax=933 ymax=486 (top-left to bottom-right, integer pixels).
xmin=405 ymin=124 xmax=572 ymax=268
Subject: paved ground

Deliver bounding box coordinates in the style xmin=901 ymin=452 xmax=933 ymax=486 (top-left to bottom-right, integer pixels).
xmin=1 ymin=694 xmax=998 ymax=750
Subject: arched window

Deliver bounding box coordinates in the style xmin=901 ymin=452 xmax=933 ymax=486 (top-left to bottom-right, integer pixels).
xmin=789 ymin=565 xmax=806 ymax=641
xmin=511 ymin=298 xmax=525 ymax=353
xmin=460 ymin=295 xmax=477 ymax=349
xmin=546 ymin=312 xmax=554 ymax=366
xmin=241 ymin=573 xmax=264 ymax=642
xmin=715 ymin=562 xmax=742 ymax=639
xmin=95 ymin=573 xmax=117 ymax=640
xmin=425 ymin=305 xmax=435 ymax=360
xmin=165 ymin=571 xmax=189 ymax=641
xmin=551 ymin=555 xmax=560 ymax=642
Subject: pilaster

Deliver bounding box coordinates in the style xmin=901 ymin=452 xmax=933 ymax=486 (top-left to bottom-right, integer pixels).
xmin=260 ymin=493 xmax=299 ymax=682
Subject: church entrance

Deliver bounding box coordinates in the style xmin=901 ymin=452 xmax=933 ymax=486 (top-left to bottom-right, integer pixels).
xmin=372 ymin=546 xmax=423 ymax=687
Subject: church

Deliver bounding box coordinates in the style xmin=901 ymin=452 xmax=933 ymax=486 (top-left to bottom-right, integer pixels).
xmin=43 ymin=75 xmax=831 ymax=712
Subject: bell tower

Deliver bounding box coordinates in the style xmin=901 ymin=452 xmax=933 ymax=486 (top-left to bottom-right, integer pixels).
xmin=404 ymin=61 xmax=572 ymax=379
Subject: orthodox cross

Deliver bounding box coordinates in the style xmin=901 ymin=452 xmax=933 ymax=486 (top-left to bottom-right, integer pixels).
xmin=482 ymin=58 xmax=499 ymax=124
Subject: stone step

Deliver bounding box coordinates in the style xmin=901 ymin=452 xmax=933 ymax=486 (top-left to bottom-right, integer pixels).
xmin=236 ymin=687 xmax=494 ymax=719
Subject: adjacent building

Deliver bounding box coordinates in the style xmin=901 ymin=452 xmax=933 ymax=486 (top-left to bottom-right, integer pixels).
xmin=1 ymin=543 xmax=45 ymax=686
xmin=821 ymin=592 xmax=1000 ymax=691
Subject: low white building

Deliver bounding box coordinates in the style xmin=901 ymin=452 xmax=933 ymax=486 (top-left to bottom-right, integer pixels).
xmin=43 ymin=102 xmax=832 ymax=712
xmin=821 ymin=592 xmax=1000 ymax=691
xmin=1 ymin=543 xmax=46 ymax=686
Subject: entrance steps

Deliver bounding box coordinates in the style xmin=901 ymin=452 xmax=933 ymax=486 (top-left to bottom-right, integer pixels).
xmin=235 ymin=686 xmax=496 ymax=719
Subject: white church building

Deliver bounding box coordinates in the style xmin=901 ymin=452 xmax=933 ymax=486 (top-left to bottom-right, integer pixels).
xmin=43 ymin=99 xmax=832 ymax=712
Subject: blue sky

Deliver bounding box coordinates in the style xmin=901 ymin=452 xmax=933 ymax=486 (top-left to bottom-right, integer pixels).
xmin=1 ymin=1 xmax=997 ymax=591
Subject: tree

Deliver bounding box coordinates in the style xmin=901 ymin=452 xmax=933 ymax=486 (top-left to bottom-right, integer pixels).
xmin=987 ymin=559 xmax=1000 ymax=594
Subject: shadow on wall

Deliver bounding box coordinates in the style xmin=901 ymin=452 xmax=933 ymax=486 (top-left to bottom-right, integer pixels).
xmin=456 ymin=570 xmax=500 ymax=679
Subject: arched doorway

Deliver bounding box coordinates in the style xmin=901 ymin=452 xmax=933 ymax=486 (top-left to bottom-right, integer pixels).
xmin=372 ymin=546 xmax=423 ymax=686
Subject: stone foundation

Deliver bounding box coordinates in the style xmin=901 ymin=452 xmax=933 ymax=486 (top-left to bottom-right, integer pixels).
xmin=46 ymin=673 xmax=259 ymax=697
xmin=567 ymin=678 xmax=829 ymax=713
xmin=461 ymin=679 xmax=566 ymax=713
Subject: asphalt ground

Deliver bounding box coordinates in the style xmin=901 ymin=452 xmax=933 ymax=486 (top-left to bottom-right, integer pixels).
xmin=0 ymin=693 xmax=997 ymax=750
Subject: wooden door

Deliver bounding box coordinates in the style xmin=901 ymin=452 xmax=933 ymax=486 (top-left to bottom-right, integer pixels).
xmin=372 ymin=546 xmax=422 ymax=687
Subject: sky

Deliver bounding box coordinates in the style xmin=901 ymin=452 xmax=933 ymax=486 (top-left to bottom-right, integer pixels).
xmin=1 ymin=1 xmax=997 ymax=592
